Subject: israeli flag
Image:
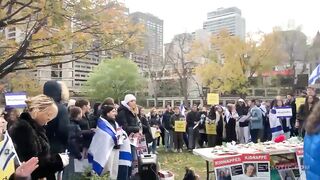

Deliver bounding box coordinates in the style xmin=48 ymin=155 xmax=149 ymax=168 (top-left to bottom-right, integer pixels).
xmin=180 ymin=104 xmax=186 ymax=117
xmin=118 ymin=132 xmax=132 ymax=167
xmin=309 ymin=64 xmax=320 ymax=85
xmin=0 ymin=131 xmax=20 ymax=171
xmin=269 ymin=109 xmax=284 ymax=140
xmin=88 ymin=117 xmax=131 ymax=176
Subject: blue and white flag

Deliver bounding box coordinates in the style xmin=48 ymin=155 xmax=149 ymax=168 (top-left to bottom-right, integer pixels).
xmin=0 ymin=131 xmax=20 ymax=179
xmin=88 ymin=117 xmax=131 ymax=176
xmin=118 ymin=132 xmax=132 ymax=167
xmin=180 ymin=104 xmax=186 ymax=117
xmin=269 ymin=109 xmax=284 ymax=140
xmin=309 ymin=64 xmax=320 ymax=85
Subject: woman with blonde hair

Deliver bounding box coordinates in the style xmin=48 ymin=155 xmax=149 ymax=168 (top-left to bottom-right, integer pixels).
xmin=304 ymin=101 xmax=320 ymax=179
xmin=9 ymin=94 xmax=69 ymax=180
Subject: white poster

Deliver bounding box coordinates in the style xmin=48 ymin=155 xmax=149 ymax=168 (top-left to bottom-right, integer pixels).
xmin=296 ymin=148 xmax=306 ymax=180
xmin=242 ymin=153 xmax=270 ymax=180
xmin=213 ymin=155 xmax=244 ymax=180
xmin=275 ymin=107 xmax=292 ymax=118
xmin=4 ymin=92 xmax=27 ymax=108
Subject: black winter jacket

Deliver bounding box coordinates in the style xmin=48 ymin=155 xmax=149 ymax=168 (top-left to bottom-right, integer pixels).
xmin=162 ymin=110 xmax=174 ymax=130
xmin=170 ymin=113 xmax=185 ymax=129
xmin=68 ymin=120 xmax=83 ymax=160
xmin=9 ymin=113 xmax=64 ymax=180
xmin=116 ymin=104 xmax=140 ymax=135
xmin=78 ymin=115 xmax=94 ymax=148
xmin=140 ymin=115 xmax=153 ymax=144
xmin=43 ymin=80 xmax=69 ymax=153
xmin=149 ymin=114 xmax=160 ymax=127
xmin=186 ymin=111 xmax=199 ymax=128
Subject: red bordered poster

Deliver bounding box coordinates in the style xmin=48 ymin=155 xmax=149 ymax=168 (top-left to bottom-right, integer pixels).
xmin=242 ymin=153 xmax=270 ymax=179
xmin=213 ymin=155 xmax=244 ymax=180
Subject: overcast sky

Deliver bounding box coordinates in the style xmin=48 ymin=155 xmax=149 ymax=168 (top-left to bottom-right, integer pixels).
xmin=125 ymin=0 xmax=320 ymax=43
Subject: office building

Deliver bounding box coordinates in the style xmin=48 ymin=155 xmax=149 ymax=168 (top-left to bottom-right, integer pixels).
xmin=203 ymin=7 xmax=245 ymax=39
xmin=130 ymin=12 xmax=163 ymax=69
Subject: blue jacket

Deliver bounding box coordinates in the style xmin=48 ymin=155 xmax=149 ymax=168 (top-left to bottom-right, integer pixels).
xmin=249 ymin=106 xmax=263 ymax=130
xmin=304 ymin=133 xmax=320 ymax=179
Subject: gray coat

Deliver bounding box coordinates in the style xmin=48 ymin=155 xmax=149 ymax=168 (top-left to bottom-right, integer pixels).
xmin=249 ymin=106 xmax=263 ymax=130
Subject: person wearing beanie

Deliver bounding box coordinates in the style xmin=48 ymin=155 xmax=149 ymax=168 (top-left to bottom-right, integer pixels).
xmin=116 ymin=94 xmax=140 ymax=135
xmin=43 ymin=80 xmax=70 ymax=154
xmin=116 ymin=94 xmax=140 ymax=178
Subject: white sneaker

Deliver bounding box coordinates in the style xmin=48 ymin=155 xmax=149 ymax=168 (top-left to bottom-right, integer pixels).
xmin=179 ymin=149 xmax=183 ymax=153
xmin=173 ymin=149 xmax=178 ymax=153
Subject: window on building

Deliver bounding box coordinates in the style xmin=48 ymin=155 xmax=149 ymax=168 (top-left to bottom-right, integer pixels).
xmin=51 ymin=71 xmax=62 ymax=78
xmin=8 ymin=33 xmax=15 ymax=38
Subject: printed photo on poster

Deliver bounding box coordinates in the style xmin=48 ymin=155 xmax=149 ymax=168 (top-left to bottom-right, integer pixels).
xmin=279 ymin=170 xmax=295 ymax=180
xmin=242 ymin=154 xmax=270 ymax=179
xmin=270 ymin=153 xmax=300 ymax=180
xmin=244 ymin=163 xmax=257 ymax=177
xmin=216 ymin=167 xmax=232 ymax=180
xmin=213 ymin=155 xmax=244 ymax=180
xmin=136 ymin=135 xmax=148 ymax=156
xmin=296 ymin=148 xmax=306 ymax=180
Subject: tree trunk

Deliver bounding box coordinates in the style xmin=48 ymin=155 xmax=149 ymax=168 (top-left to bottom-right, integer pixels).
xmin=182 ymin=77 xmax=189 ymax=107
xmin=154 ymin=94 xmax=158 ymax=108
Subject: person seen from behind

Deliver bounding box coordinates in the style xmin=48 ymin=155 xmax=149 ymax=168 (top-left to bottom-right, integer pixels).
xmin=43 ymin=80 xmax=70 ymax=154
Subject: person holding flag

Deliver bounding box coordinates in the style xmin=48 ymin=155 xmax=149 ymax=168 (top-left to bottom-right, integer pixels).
xmin=88 ymin=103 xmax=132 ymax=180
xmin=1 ymin=111 xmax=41 ymax=179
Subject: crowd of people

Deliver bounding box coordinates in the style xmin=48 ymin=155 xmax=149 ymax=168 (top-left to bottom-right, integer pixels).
xmin=1 ymin=80 xmax=320 ymax=179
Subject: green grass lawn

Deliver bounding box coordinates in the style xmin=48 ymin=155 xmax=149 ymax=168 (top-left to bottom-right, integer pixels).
xmin=157 ymin=148 xmax=207 ymax=179
xmin=81 ymin=147 xmax=208 ymax=180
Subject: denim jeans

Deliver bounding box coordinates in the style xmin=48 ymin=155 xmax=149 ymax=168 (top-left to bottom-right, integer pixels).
xmin=164 ymin=130 xmax=174 ymax=151
xmin=250 ymin=129 xmax=263 ymax=143
xmin=117 ymin=165 xmax=130 ymax=180
xmin=174 ymin=132 xmax=184 ymax=150
xmin=187 ymin=127 xmax=199 ymax=149
xmin=151 ymin=138 xmax=157 ymax=154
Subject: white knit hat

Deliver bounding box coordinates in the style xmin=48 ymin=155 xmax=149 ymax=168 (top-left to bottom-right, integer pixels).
xmin=124 ymin=94 xmax=136 ymax=104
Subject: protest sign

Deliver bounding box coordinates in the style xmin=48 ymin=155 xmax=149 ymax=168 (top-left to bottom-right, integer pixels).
xmin=150 ymin=127 xmax=161 ymax=139
xmin=205 ymin=122 xmax=216 ymax=135
xmin=4 ymin=92 xmax=27 ymax=108
xmin=270 ymin=153 xmax=300 ymax=180
xmin=132 ymin=135 xmax=148 ymax=176
xmin=295 ymin=98 xmax=305 ymax=110
xmin=296 ymin=148 xmax=306 ymax=180
xmin=74 ymin=159 xmax=90 ymax=172
xmin=242 ymin=153 xmax=270 ymax=179
xmin=136 ymin=135 xmax=148 ymax=156
xmin=0 ymin=132 xmax=17 ymax=179
xmin=174 ymin=120 xmax=186 ymax=132
xmin=207 ymin=93 xmax=219 ymax=105
xmin=275 ymin=106 xmax=292 ymax=118
xmin=213 ymin=155 xmax=244 ymax=180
